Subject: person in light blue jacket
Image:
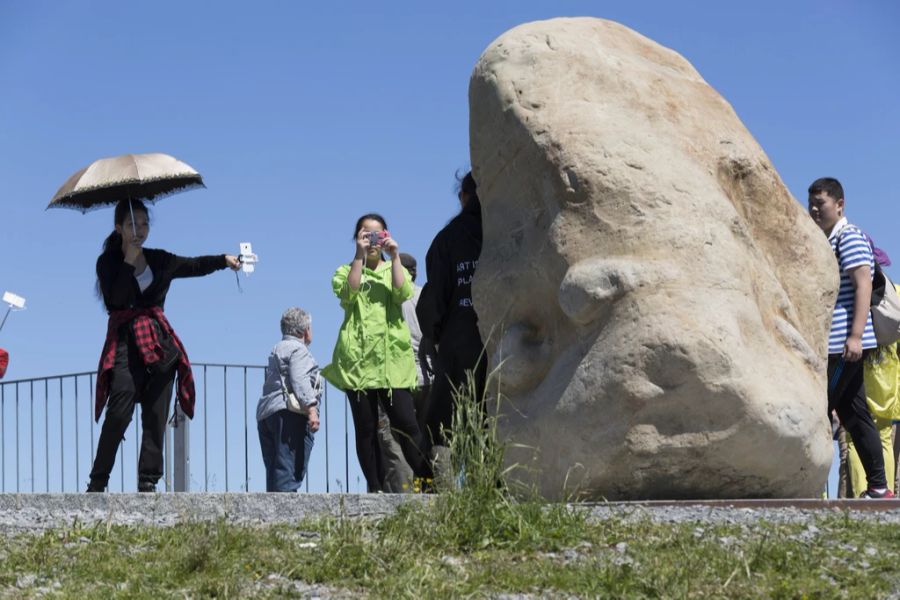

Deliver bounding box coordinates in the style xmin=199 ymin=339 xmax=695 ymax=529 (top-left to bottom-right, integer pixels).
xmin=257 ymin=307 xmax=321 ymax=492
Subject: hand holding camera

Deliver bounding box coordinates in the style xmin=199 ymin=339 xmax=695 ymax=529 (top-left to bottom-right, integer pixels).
xmin=381 ymin=235 xmax=399 ymax=258
xmin=366 ymin=230 xmax=390 ymax=247
xmin=356 ymin=228 xmax=392 ymax=258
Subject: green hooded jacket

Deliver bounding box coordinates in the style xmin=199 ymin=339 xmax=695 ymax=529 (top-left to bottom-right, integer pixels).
xmin=321 ymin=261 xmax=416 ymax=391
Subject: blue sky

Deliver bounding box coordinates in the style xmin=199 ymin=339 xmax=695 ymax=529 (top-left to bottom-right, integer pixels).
xmin=0 ymin=1 xmax=897 ymax=495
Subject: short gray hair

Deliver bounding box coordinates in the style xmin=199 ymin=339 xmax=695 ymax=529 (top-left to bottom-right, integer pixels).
xmin=280 ymin=307 xmax=311 ymax=337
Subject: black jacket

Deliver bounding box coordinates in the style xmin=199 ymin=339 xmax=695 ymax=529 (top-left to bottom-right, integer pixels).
xmin=416 ymin=199 xmax=482 ymax=347
xmin=97 ymin=248 xmax=227 ymax=312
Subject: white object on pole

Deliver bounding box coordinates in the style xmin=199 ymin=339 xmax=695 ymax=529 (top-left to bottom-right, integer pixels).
xmin=2 ymin=292 xmax=25 ymax=310
xmin=0 ymin=291 xmax=26 ymax=333
xmin=238 ymin=242 xmax=258 ymax=274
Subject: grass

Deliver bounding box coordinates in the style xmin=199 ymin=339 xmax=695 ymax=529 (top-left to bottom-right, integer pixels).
xmin=3 ymin=378 xmax=900 ymax=598
xmin=3 ymin=512 xmax=900 ymax=598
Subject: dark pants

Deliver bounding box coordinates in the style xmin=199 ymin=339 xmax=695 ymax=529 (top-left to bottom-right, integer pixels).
xmin=347 ymin=388 xmax=432 ymax=492
xmin=89 ymin=335 xmax=176 ymax=489
xmin=425 ymin=339 xmax=487 ymax=447
xmin=258 ymin=410 xmax=315 ymax=492
xmin=828 ymin=353 xmax=887 ymax=490
xmin=413 ymin=384 xmax=431 ymax=432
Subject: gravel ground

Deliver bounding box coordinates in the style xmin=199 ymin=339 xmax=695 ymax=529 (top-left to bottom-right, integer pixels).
xmin=587 ymin=502 xmax=900 ymax=526
xmin=2 ymin=494 xmax=900 ymax=535
xmin=0 ymin=493 xmax=427 ymax=535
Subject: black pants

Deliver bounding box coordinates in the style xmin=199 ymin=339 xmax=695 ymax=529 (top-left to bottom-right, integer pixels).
xmin=412 ymin=384 xmax=431 ymax=432
xmin=347 ymin=388 xmax=432 ymax=492
xmin=424 ymin=339 xmax=487 ymax=447
xmin=89 ymin=336 xmax=176 ymax=489
xmin=828 ymin=353 xmax=887 ymax=490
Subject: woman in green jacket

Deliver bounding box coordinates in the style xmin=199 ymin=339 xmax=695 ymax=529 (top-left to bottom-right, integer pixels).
xmin=322 ymin=213 xmax=432 ymax=492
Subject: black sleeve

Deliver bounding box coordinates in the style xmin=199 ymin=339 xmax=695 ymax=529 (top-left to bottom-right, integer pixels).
xmin=416 ymin=236 xmax=450 ymax=343
xmin=167 ymin=253 xmax=228 ymax=279
xmin=96 ymin=253 xmax=137 ymax=310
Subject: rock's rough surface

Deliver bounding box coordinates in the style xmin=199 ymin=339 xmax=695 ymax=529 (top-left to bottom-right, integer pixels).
xmin=469 ymin=18 xmax=837 ymax=500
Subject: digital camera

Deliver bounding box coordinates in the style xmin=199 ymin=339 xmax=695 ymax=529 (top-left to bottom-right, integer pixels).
xmin=366 ymin=230 xmax=390 ymax=247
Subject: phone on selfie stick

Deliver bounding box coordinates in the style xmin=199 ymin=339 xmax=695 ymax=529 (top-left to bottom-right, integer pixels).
xmin=0 ymin=291 xmax=26 ymax=333
xmin=235 ymin=243 xmax=259 ymax=292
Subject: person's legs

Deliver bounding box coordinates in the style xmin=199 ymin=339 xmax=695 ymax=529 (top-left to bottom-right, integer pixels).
xmin=259 ymin=410 xmax=311 ymax=492
xmin=424 ymin=352 xmax=456 ymax=448
xmin=456 ymin=340 xmax=488 ymax=412
xmin=424 ymin=341 xmax=487 ymax=489
xmin=258 ymin=418 xmax=277 ymax=492
xmin=837 ymin=427 xmax=851 ymax=497
xmin=380 ymin=389 xmax=432 ymax=480
xmin=880 ymin=416 xmax=895 ymax=492
xmin=300 ymin=418 xmax=315 ymax=487
xmin=136 ymin=366 xmax=176 ymax=490
xmin=376 ymin=403 xmax=413 ymax=492
xmin=88 ymin=343 xmax=139 ymax=491
xmin=412 ymin=385 xmax=430 ymax=431
xmin=284 ymin=411 xmax=313 ymax=489
xmin=829 ymin=355 xmax=887 ymax=491
xmin=347 ymin=390 xmax=383 ymax=492
xmin=848 ymin=415 xmax=895 ymax=496
xmin=426 ymin=341 xmax=488 ymax=443
xmin=894 ymin=423 xmax=900 ymax=495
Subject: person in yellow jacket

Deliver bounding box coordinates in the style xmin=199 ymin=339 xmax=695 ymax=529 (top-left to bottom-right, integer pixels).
xmin=847 ymin=282 xmax=900 ymax=496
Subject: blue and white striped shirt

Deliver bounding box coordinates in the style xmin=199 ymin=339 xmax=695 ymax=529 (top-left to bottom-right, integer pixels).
xmin=828 ymin=218 xmax=877 ymax=354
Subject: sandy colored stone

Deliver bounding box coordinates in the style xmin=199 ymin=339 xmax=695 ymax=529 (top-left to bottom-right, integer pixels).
xmin=469 ymin=17 xmax=838 ymax=500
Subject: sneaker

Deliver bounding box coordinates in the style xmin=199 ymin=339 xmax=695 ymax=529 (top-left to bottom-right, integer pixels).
xmin=137 ymin=481 xmax=156 ymax=493
xmin=85 ymin=481 xmax=106 ymax=493
xmin=860 ymin=488 xmax=896 ymax=499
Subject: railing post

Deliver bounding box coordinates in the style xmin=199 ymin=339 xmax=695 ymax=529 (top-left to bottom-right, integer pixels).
xmin=173 ymin=403 xmax=190 ymax=492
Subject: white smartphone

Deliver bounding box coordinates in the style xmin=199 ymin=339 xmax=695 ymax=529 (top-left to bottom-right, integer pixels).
xmin=2 ymin=291 xmax=25 ymax=309
xmin=238 ymin=243 xmax=257 ymax=273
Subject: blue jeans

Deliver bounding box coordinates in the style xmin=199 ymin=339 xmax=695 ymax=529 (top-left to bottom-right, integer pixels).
xmin=258 ymin=409 xmax=315 ymax=492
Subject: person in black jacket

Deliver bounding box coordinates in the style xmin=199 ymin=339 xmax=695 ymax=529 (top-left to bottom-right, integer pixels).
xmin=416 ymin=171 xmax=487 ymax=451
xmin=88 ymin=199 xmax=240 ymax=492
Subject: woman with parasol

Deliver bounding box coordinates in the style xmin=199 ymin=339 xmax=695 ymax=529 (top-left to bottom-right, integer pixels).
xmin=88 ymin=199 xmax=240 ymax=492
xmin=49 ymin=153 xmax=241 ymax=492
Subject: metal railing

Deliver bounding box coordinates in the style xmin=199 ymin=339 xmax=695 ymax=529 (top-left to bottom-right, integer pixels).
xmin=0 ymin=364 xmax=359 ymax=493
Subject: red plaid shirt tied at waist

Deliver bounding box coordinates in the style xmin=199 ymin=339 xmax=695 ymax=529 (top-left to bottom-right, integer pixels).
xmin=94 ymin=307 xmax=195 ymax=421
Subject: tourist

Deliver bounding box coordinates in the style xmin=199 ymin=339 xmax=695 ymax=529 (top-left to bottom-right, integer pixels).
xmin=417 ymin=172 xmax=487 ymax=457
xmin=89 ymin=199 xmax=240 ymax=493
xmin=257 ymin=307 xmax=321 ymax=492
xmin=322 ymin=214 xmax=432 ymax=492
xmin=377 ymin=252 xmax=435 ymax=492
xmin=845 ymin=240 xmax=899 ymax=495
xmin=808 ymin=177 xmax=891 ymax=498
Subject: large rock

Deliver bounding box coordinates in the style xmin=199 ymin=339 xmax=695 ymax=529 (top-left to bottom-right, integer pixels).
xmin=469 ymin=18 xmax=838 ymax=500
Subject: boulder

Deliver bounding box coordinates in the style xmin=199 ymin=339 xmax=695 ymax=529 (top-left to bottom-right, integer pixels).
xmin=469 ymin=17 xmax=837 ymax=500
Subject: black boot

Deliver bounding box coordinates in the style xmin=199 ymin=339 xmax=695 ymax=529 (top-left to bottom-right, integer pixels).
xmin=137 ymin=481 xmax=156 ymax=493
xmin=86 ymin=480 xmax=106 ymax=493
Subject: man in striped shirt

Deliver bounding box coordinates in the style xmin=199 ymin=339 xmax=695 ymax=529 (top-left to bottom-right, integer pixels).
xmin=808 ymin=177 xmax=892 ymax=498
